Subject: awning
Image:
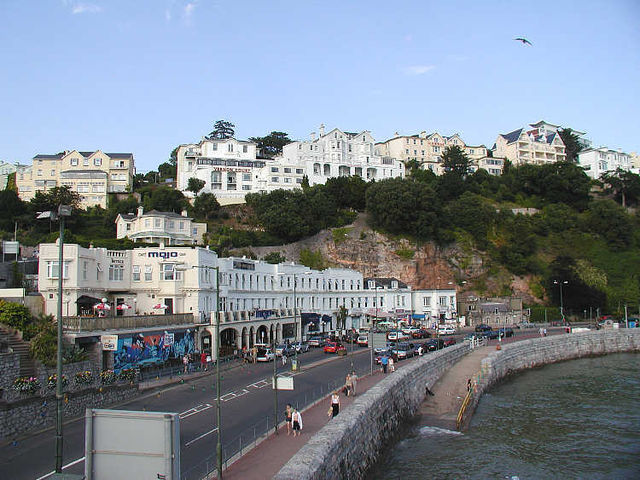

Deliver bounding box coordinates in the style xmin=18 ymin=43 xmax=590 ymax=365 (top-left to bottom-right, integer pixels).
xmin=76 ymin=295 xmax=102 ymax=305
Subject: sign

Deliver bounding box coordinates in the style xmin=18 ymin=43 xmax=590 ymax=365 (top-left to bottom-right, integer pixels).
xmin=1 ymin=241 xmax=19 ymax=255
xmin=148 ymin=251 xmax=179 ymax=259
xmin=163 ymin=332 xmax=175 ymax=347
xmin=272 ymin=376 xmax=294 ymax=390
xmin=370 ymin=332 xmax=388 ymax=350
xmin=101 ymin=335 xmax=118 ymax=351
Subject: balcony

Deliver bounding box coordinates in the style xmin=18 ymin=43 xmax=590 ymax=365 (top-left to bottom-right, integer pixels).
xmin=63 ymin=313 xmax=198 ymax=333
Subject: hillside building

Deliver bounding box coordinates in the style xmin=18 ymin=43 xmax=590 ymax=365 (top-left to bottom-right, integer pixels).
xmin=577 ymin=146 xmax=632 ymax=179
xmin=115 ymin=206 xmax=207 ymax=245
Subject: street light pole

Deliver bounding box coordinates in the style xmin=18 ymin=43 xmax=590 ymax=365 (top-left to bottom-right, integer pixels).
xmin=214 ymin=266 xmax=222 ymax=480
xmin=293 ymin=273 xmax=298 ymax=367
xmin=554 ymin=280 xmax=568 ymax=321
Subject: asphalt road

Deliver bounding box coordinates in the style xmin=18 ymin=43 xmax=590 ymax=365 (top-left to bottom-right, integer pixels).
xmin=0 ymin=343 xmax=376 ymax=480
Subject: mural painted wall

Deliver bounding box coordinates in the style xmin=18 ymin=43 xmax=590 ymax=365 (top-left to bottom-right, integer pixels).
xmin=114 ymin=330 xmax=195 ymax=371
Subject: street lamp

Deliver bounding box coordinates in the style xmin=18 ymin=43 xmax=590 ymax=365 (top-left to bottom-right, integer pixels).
xmin=37 ymin=205 xmax=72 ymax=475
xmin=176 ymin=263 xmax=222 ymax=479
xmin=554 ymin=280 xmax=568 ymax=322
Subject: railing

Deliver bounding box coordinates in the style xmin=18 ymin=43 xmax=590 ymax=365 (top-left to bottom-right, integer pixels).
xmin=456 ymin=388 xmax=473 ymax=430
xmin=62 ymin=313 xmax=198 ymax=332
xmin=214 ymin=308 xmax=297 ymax=324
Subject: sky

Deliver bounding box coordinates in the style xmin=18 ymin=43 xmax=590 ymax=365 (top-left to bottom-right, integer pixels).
xmin=1 ymin=0 xmax=639 ymax=173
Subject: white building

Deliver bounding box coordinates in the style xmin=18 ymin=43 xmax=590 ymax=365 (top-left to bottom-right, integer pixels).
xmin=493 ymin=121 xmax=568 ymax=166
xmin=0 ymin=161 xmax=29 ymax=190
xmin=115 ymin=206 xmax=207 ymax=245
xmin=577 ymin=147 xmax=632 ymax=179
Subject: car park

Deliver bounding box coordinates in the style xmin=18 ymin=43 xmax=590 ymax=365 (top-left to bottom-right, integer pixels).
xmin=438 ymin=325 xmax=456 ymax=335
xmin=256 ymin=348 xmax=275 ymax=362
xmin=323 ymin=341 xmax=347 ymax=354
xmin=356 ymin=335 xmax=369 ymax=347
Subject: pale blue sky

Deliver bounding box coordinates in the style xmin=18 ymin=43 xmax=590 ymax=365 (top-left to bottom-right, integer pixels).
xmin=1 ymin=0 xmax=638 ymax=172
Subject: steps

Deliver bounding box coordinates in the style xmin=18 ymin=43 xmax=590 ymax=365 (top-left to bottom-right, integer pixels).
xmin=0 ymin=325 xmax=38 ymax=377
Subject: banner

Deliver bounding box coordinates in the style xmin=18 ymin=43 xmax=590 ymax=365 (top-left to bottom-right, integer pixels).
xmin=101 ymin=335 xmax=118 ymax=351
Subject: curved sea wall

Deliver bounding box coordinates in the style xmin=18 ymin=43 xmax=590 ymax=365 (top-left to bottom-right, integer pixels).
xmin=274 ymin=329 xmax=640 ymax=480
xmin=274 ymin=342 xmax=471 ymax=480
xmin=458 ymin=329 xmax=640 ymax=430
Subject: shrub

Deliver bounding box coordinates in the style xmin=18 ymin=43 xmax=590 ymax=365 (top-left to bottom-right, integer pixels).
xmin=100 ymin=370 xmax=117 ymax=385
xmin=74 ymin=370 xmax=93 ymax=385
xmin=46 ymin=374 xmax=68 ymax=389
xmin=13 ymin=376 xmax=40 ymax=395
xmin=119 ymin=368 xmax=137 ymax=382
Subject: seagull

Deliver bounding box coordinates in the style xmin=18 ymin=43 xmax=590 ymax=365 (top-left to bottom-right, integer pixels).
xmin=514 ymin=37 xmax=532 ymax=46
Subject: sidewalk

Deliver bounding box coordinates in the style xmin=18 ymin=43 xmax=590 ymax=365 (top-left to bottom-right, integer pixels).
xmin=222 ymin=367 xmax=387 ymax=480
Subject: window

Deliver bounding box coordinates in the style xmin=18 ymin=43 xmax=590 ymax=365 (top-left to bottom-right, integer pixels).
xmin=108 ymin=264 xmax=124 ymax=281
xmin=94 ymin=158 xmax=102 ymax=166
xmin=211 ymin=171 xmax=222 ymax=189
xmin=144 ymin=265 xmax=152 ymax=281
xmin=243 ymin=184 xmax=252 ymax=190
xmin=82 ymin=261 xmax=88 ymax=280
xmin=242 ymin=173 xmax=251 ymax=181
xmin=212 ymin=143 xmax=218 ymax=151
xmin=439 ymin=296 xmax=447 ymax=306
xmin=132 ymin=265 xmax=141 ymax=281
xmin=228 ymin=144 xmax=234 ymax=152
xmin=271 ymin=177 xmax=279 ymax=182
xmin=145 ymin=219 xmax=151 ymax=227
xmin=154 ymin=218 xmax=161 ymax=228
xmin=83 ymin=158 xmax=89 ymax=166
xmin=77 ymin=183 xmax=89 ymax=193
xmin=242 ymin=145 xmax=248 ymax=153
xmin=46 ymin=261 xmax=69 ymax=279
xmin=168 ymin=220 xmax=175 ymax=230
xmin=37 ymin=169 xmax=43 ymax=176
xmin=179 ymin=221 xmax=185 ymax=230
xmin=423 ymin=297 xmax=431 ymax=306
xmin=71 ymin=158 xmax=78 ymax=166
xmin=284 ymin=167 xmax=291 ymax=173
xmin=162 ymin=263 xmax=175 ymax=281
xmin=271 ymin=167 xmax=279 ymax=173
xmin=296 ymin=168 xmax=304 ymax=174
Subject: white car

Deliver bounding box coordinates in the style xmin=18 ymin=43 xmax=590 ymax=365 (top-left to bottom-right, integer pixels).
xmin=256 ymin=348 xmax=275 ymax=362
xmin=438 ymin=325 xmax=456 ymax=335
xmin=388 ymin=330 xmax=410 ymax=341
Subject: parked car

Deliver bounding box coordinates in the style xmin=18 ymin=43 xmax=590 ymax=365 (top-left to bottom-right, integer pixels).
xmin=293 ymin=342 xmax=309 ymax=353
xmin=442 ymin=337 xmax=457 ymax=347
xmin=307 ymin=337 xmax=326 ymax=348
xmin=274 ymin=344 xmax=295 ymax=357
xmin=387 ymin=330 xmax=410 ymax=341
xmin=425 ymin=338 xmax=445 ymax=351
xmin=497 ymin=327 xmax=514 ymax=338
xmin=392 ymin=342 xmax=416 ymax=360
xmin=402 ymin=326 xmax=419 ymax=335
xmin=412 ymin=328 xmax=431 ymax=339
xmin=323 ymin=341 xmax=347 ymax=354
xmin=374 ymin=343 xmax=392 ymax=354
xmin=483 ymin=330 xmax=499 ymax=339
xmin=438 ymin=325 xmax=456 ymax=335
xmin=256 ymin=348 xmax=275 ymax=362
xmin=356 ymin=335 xmax=369 ymax=347
xmin=475 ymin=324 xmax=492 ymax=333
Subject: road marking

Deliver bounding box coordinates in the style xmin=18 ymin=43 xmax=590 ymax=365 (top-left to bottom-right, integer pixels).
xmin=247 ymin=379 xmax=269 ymax=389
xmin=180 ymin=403 xmax=213 ymax=419
xmin=185 ymin=427 xmax=218 ymax=447
xmin=35 ymin=456 xmax=85 ymax=480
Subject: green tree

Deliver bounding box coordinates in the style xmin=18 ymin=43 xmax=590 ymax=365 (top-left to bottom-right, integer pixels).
xmin=600 ymin=169 xmax=640 ymax=208
xmin=0 ymin=301 xmax=39 ymax=340
xmin=263 ymin=251 xmax=286 ymax=264
xmin=441 ymin=145 xmax=472 ymax=177
xmin=444 ymin=192 xmax=496 ymax=249
xmin=158 ymin=162 xmax=176 ymax=180
xmin=558 ymin=128 xmax=585 ymax=162
xmin=207 ymin=120 xmax=235 ymax=140
xmin=193 ymin=193 xmax=220 ymax=220
xmin=140 ymin=186 xmax=188 ymax=212
xmin=323 ymin=176 xmax=368 ymax=211
xmin=169 ymin=146 xmax=179 ymax=166
xmin=30 ymin=185 xmax=81 ymax=213
xmin=187 ymin=177 xmax=206 ymax=195
xmin=249 ymin=131 xmax=292 ymax=158
xmin=581 ymin=199 xmax=633 ymax=250
xmin=299 ymin=248 xmax=325 ymax=270
xmin=0 ymin=190 xmax=27 ymax=230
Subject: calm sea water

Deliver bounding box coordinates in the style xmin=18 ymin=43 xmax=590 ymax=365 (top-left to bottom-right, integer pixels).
xmin=370 ymin=353 xmax=640 ymax=479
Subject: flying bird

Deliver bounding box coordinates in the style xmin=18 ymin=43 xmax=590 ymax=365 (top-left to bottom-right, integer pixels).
xmin=514 ymin=37 xmax=532 ymax=46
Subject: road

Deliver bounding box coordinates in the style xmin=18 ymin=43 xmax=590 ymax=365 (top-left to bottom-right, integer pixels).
xmin=0 ymin=343 xmax=375 ymax=480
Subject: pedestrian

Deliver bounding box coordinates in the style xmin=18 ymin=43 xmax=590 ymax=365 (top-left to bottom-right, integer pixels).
xmin=539 ymin=327 xmax=544 ymax=337
xmin=467 ymin=378 xmax=472 ymax=392
xmin=291 ymin=408 xmax=303 ymax=436
xmin=328 ymin=391 xmax=340 ymax=418
xmin=344 ymin=373 xmax=352 ymax=397
xmin=543 ymin=328 xmax=547 ymax=337
xmin=285 ymin=404 xmax=293 ymax=436
xmin=418 ymin=345 xmax=424 ymax=356
xmin=389 ymin=355 xmax=395 ymax=373
xmin=183 ymin=354 xmax=189 ymax=374
xmin=282 ymin=353 xmax=287 ymax=366
xmin=200 ymin=351 xmax=207 ymax=371
xmin=251 ymin=346 xmax=258 ymax=364
xmin=381 ymin=354 xmax=389 ymax=373
xmin=350 ymin=371 xmax=357 ymax=397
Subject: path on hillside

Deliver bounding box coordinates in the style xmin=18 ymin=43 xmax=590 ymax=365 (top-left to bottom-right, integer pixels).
xmin=418 ymin=346 xmax=491 ymax=428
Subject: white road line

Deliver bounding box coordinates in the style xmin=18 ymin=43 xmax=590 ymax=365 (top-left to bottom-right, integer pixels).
xmin=185 ymin=427 xmax=218 ymax=447
xmin=179 ymin=403 xmax=213 ymax=419
xmin=35 ymin=456 xmax=85 ymax=480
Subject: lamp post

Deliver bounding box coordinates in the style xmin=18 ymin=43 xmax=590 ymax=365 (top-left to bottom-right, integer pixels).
xmin=177 ymin=264 xmax=222 ymax=479
xmin=554 ymin=280 xmax=568 ymax=322
xmin=37 ymin=205 xmax=71 ymax=475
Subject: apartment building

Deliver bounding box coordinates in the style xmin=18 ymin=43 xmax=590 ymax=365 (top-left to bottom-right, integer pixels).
xmin=375 ymin=131 xmax=488 ymax=175
xmin=0 ymin=161 xmax=30 ymax=190
xmin=176 ymin=137 xmax=264 ymax=205
xmin=16 ymin=150 xmax=134 ymax=208
xmin=115 ymin=206 xmax=207 ymax=245
xmin=280 ymin=124 xmax=405 ymax=185
xmin=493 ymin=121 xmax=567 ymax=166
xmin=577 ymin=147 xmax=632 ymax=179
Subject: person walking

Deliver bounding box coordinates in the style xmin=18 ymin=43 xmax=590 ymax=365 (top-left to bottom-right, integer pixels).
xmin=285 ymin=404 xmax=293 ymax=436
xmin=388 ymin=355 xmax=395 ymax=373
xmin=329 ymin=391 xmax=341 ymax=418
xmin=200 ymin=351 xmax=207 ymax=371
xmin=183 ymin=354 xmax=189 ymax=374
xmin=350 ymin=371 xmax=357 ymax=397
xmin=291 ymin=408 xmax=303 ymax=436
xmin=282 ymin=352 xmax=287 ymax=366
xmin=344 ymin=373 xmax=353 ymax=397
xmin=381 ymin=354 xmax=389 ymax=373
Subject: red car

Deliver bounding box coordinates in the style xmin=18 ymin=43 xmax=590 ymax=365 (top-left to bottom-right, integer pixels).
xmin=443 ymin=337 xmax=457 ymax=347
xmin=323 ymin=341 xmax=346 ymax=354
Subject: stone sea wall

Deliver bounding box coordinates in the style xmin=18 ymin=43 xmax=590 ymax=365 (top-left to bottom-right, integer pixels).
xmin=274 ymin=342 xmax=471 ymax=480
xmin=275 ymin=329 xmax=640 ymax=480
xmin=459 ymin=329 xmax=640 ymax=430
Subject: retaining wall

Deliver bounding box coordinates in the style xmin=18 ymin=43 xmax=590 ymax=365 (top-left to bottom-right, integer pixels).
xmin=459 ymin=329 xmax=640 ymax=429
xmin=275 ymin=330 xmax=640 ymax=480
xmin=274 ymin=342 xmax=472 ymax=480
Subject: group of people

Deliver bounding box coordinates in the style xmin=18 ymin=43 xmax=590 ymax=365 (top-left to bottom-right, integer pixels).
xmin=380 ymin=354 xmax=395 ymax=373
xmin=284 ymin=404 xmax=303 ymax=437
xmin=538 ymin=327 xmax=548 ymax=337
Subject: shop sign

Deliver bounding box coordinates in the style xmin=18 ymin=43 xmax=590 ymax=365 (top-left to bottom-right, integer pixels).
xmin=101 ymin=335 xmax=118 ymax=351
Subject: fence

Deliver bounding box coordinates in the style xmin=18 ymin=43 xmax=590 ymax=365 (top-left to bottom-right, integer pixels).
xmin=62 ymin=313 xmax=198 ymax=332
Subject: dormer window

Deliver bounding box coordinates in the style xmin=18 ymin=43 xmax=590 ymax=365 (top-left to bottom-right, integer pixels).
xmin=392 ymin=281 xmax=398 ymax=288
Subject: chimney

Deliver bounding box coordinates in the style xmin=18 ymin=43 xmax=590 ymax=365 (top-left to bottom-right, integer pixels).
xmin=181 ymin=210 xmax=188 ymax=217
xmin=319 ymin=124 xmax=325 ymax=136
xmin=310 ymin=132 xmax=316 ymax=141
xmin=137 ymin=206 xmax=143 ymax=217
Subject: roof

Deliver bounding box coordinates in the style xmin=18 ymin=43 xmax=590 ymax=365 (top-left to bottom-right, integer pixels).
xmin=500 ymin=128 xmax=523 ymax=144
xmin=145 ymin=209 xmax=191 ymax=219
xmin=33 ymin=154 xmax=64 ymax=160
xmin=529 ymin=120 xmax=560 ymax=129
xmin=363 ymin=277 xmax=408 ymax=289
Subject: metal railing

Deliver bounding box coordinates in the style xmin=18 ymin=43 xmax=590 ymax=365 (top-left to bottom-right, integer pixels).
xmin=62 ymin=313 xmax=197 ymax=332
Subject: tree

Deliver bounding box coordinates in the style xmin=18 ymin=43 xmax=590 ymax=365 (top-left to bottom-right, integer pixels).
xmin=263 ymin=251 xmax=286 ymax=264
xmin=600 ymin=169 xmax=640 ymax=208
xmin=207 ymin=120 xmax=235 ymax=140
xmin=558 ymin=128 xmax=585 ymax=163
xmin=336 ymin=305 xmax=348 ymax=330
xmin=187 ymin=177 xmax=206 ymax=195
xmin=139 ymin=186 xmax=189 ymax=212
xmin=581 ymin=199 xmax=633 ymax=250
xmin=158 ymin=162 xmax=176 ymax=180
xmin=441 ymin=145 xmax=472 ymax=177
xmin=169 ymin=147 xmax=179 ymax=166
xmin=0 ymin=190 xmax=27 ymax=230
xmin=249 ymin=131 xmax=292 ymax=158
xmin=30 ymin=185 xmax=81 ymax=213
xmin=403 ymin=159 xmax=423 ymax=178
xmin=193 ymin=193 xmax=220 ymax=220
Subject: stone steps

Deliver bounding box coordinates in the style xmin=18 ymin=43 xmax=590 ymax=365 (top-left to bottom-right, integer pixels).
xmin=0 ymin=325 xmax=37 ymax=377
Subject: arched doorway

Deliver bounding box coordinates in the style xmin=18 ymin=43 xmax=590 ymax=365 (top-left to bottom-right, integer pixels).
xmin=256 ymin=325 xmax=268 ymax=345
xmin=241 ymin=327 xmax=248 ymax=349
xmin=249 ymin=326 xmax=255 ymax=347
xmin=220 ymin=327 xmax=237 ymax=357
xmin=200 ymin=329 xmax=212 ymax=354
